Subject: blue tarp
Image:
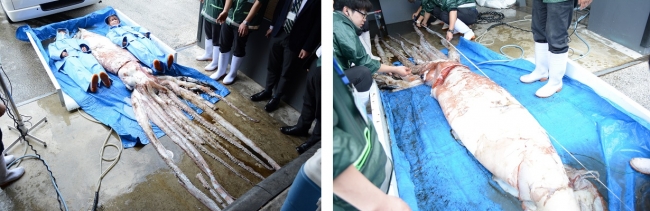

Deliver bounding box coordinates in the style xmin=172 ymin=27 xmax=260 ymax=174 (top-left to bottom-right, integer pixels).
xmin=382 ymin=38 xmax=650 ymax=211
xmin=16 ymin=7 xmax=230 ymax=148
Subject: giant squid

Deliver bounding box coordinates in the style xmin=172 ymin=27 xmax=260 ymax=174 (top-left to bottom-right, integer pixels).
xmin=77 ymin=28 xmax=280 ymax=211
xmin=374 ymin=26 xmax=605 ymax=211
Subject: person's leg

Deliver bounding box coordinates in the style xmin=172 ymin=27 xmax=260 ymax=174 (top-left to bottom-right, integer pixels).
xmin=205 ymin=22 xmax=223 ymax=70
xmin=456 ymin=7 xmax=479 ymax=25
xmin=344 ymin=66 xmax=373 ymax=92
xmin=280 ymin=165 xmax=321 ymax=211
xmin=522 ymin=0 xmax=551 ymax=83
xmin=223 ymin=26 xmax=250 ymax=85
xmin=535 ymin=0 xmax=573 ymax=98
xmin=259 ymin=31 xmax=289 ymax=100
xmin=296 ymin=119 xmax=321 ymax=154
xmin=281 ymin=62 xmax=320 ymax=136
xmin=197 ymin=18 xmax=214 ymax=62
xmin=0 ymin=128 xmax=24 ymax=188
xmin=272 ymin=33 xmax=300 ymax=99
xmin=210 ymin=25 xmax=235 ymax=80
xmin=62 ymin=58 xmax=96 ymax=92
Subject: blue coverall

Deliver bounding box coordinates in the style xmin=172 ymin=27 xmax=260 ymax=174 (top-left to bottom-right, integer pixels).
xmin=48 ymin=30 xmax=107 ymax=91
xmin=106 ymin=24 xmax=166 ymax=70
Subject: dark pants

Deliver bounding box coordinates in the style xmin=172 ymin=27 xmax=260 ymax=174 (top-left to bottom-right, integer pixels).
xmin=203 ymin=19 xmax=221 ymax=46
xmin=344 ymin=65 xmax=373 ymax=92
xmin=532 ymin=0 xmax=574 ymax=54
xmin=431 ymin=7 xmax=479 ymax=26
xmin=296 ymin=61 xmax=321 ymax=141
xmin=219 ymin=24 xmax=250 ymax=57
xmin=266 ymin=30 xmax=300 ymax=97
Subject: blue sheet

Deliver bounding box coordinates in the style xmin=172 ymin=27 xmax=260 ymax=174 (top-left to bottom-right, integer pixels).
xmin=382 ymin=38 xmax=650 ymax=211
xmin=16 ymin=7 xmax=230 ymax=148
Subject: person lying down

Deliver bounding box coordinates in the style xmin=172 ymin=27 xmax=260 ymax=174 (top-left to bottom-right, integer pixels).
xmin=48 ymin=28 xmax=112 ymax=93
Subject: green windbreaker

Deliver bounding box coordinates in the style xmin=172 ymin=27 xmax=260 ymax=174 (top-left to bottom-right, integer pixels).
xmin=432 ymin=0 xmax=475 ymax=11
xmin=333 ymin=61 xmax=389 ymax=210
xmin=333 ymin=11 xmax=381 ymax=73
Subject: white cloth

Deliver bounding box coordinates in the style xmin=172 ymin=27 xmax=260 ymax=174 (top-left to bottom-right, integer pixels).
xmin=303 ymin=149 xmax=321 ymax=187
xmin=476 ymin=0 xmax=516 ymax=9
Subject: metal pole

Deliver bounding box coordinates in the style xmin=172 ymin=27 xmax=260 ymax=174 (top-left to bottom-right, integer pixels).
xmin=0 ymin=59 xmax=47 ymax=153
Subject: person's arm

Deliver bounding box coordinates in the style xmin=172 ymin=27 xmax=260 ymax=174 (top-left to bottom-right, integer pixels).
xmin=300 ymin=11 xmax=321 ymax=59
xmin=446 ymin=10 xmax=457 ymax=41
xmin=334 ymin=165 xmax=412 ymax=211
xmin=238 ymin=0 xmax=261 ymax=37
xmin=48 ymin=43 xmax=66 ymax=61
xmin=107 ymin=29 xmax=128 ymax=48
xmin=379 ymin=64 xmax=410 ymax=76
xmin=217 ymin=0 xmax=233 ymax=24
xmin=412 ymin=6 xmax=422 ymax=20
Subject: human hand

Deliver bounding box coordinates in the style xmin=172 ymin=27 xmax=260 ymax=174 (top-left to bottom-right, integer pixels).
xmin=216 ymin=12 xmax=228 ymax=24
xmin=446 ymin=31 xmax=453 ymax=41
xmin=416 ymin=16 xmax=424 ymax=27
xmin=238 ymin=24 xmax=249 ymax=37
xmin=265 ymin=28 xmax=272 ymax=38
xmin=394 ymin=66 xmax=411 ymax=77
xmin=299 ymin=49 xmax=310 ymax=59
xmin=81 ymin=46 xmax=88 ymax=52
xmin=412 ymin=12 xmax=418 ymax=20
xmin=145 ymin=32 xmax=150 ymax=38
xmin=577 ymin=0 xmax=592 ymax=9
xmin=422 ymin=13 xmax=431 ymax=27
xmin=61 ymin=51 xmax=68 ymax=58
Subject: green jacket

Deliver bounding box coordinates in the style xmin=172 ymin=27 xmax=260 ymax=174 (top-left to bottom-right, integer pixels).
xmin=432 ymin=0 xmax=475 ymax=12
xmin=201 ymin=0 xmax=225 ymax=24
xmin=333 ymin=11 xmax=380 ymax=74
xmin=333 ymin=61 xmax=389 ymax=210
xmin=226 ymin=0 xmax=268 ymax=29
xmin=420 ymin=0 xmax=437 ymax=14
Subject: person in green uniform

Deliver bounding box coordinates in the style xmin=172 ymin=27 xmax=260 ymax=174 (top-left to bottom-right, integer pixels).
xmin=427 ymin=0 xmax=479 ymax=41
xmin=334 ymin=0 xmax=410 ymax=105
xmin=333 ymin=59 xmax=411 ymax=211
xmin=197 ymin=0 xmax=231 ymax=71
xmin=209 ymin=0 xmax=267 ymax=85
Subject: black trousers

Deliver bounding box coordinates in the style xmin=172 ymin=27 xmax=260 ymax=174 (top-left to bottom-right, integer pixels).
xmin=266 ymin=30 xmax=300 ymax=97
xmin=203 ymin=19 xmax=222 ymax=46
xmin=344 ymin=65 xmax=373 ymax=92
xmin=219 ymin=24 xmax=251 ymax=57
xmin=431 ymin=7 xmax=479 ymax=26
xmin=531 ymin=0 xmax=574 ymax=54
xmin=296 ymin=60 xmax=321 ymax=141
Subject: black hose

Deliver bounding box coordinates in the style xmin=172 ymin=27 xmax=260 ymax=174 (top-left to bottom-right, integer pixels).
xmin=93 ymin=191 xmax=99 ymax=211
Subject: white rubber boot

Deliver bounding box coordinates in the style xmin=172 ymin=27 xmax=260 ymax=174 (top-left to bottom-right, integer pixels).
xmin=196 ymin=39 xmax=213 ymax=61
xmin=210 ymin=51 xmax=231 ymax=80
xmin=4 ymin=155 xmax=15 ymax=166
xmin=520 ymin=42 xmax=549 ymax=83
xmin=535 ymin=52 xmax=567 ymax=98
xmin=454 ymin=19 xmax=475 ymax=40
xmin=442 ymin=23 xmax=449 ymax=30
xmin=223 ymin=56 xmax=243 ymax=85
xmin=0 ymin=153 xmax=24 ymax=188
xmin=204 ymin=47 xmax=221 ymax=71
xmin=630 ymin=158 xmax=650 ymax=175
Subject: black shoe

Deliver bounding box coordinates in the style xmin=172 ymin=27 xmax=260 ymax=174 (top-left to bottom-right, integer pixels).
xmin=264 ymin=97 xmax=281 ymax=112
xmin=296 ymin=137 xmax=320 ymax=154
xmin=251 ymin=90 xmax=272 ymax=102
xmin=280 ymin=125 xmax=309 ymax=137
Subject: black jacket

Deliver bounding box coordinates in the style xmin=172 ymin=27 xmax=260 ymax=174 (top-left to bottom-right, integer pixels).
xmin=270 ymin=0 xmax=321 ymax=54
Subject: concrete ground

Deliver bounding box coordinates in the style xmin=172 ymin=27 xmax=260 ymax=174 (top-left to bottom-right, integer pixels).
xmin=0 ymin=0 xmax=313 ymax=210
